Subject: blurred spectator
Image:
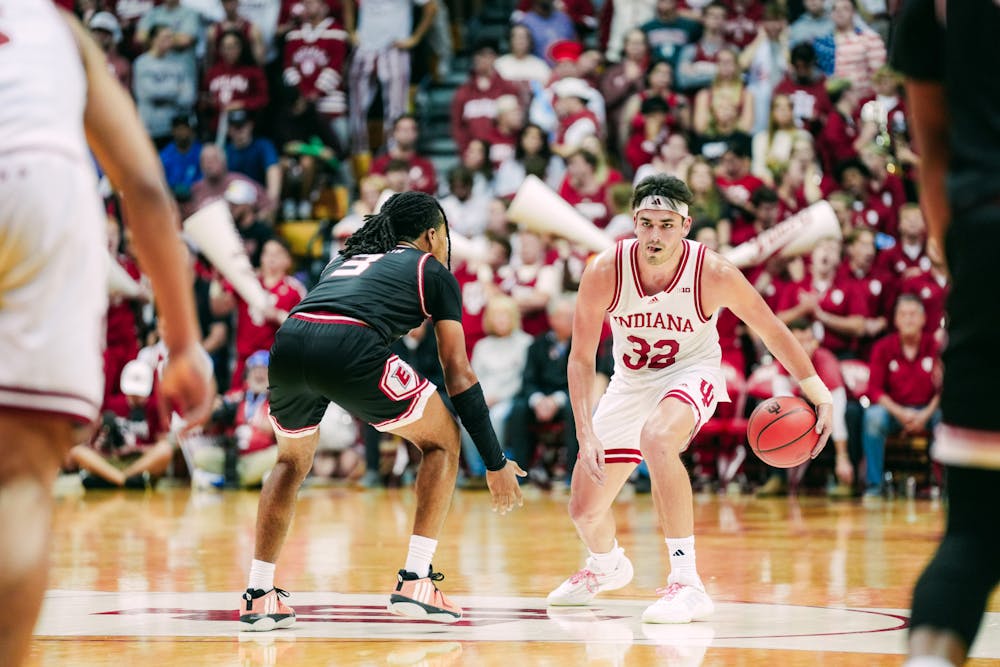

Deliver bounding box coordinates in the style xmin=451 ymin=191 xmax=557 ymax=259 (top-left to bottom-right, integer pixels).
xmin=633 ymin=132 xmax=695 ymax=184
xmin=834 ymin=156 xmax=896 ymax=237
xmin=514 ymin=0 xmax=597 ymax=37
xmin=862 ymin=294 xmax=941 ymax=497
xmin=242 ymin=0 xmax=283 ymax=61
xmin=194 ymin=350 xmax=278 ymax=488
xmin=599 ymin=0 xmax=657 ymax=63
xmin=619 ymin=59 xmax=689 ymax=144
xmin=789 ymin=0 xmax=832 ymax=47
xmin=159 ymin=115 xmax=203 ymax=202
xmin=898 ymin=264 xmax=949 ymax=339
xmin=600 ymin=28 xmax=650 ymax=153
xmin=551 ymin=77 xmax=603 ymax=157
xmin=135 ymin=0 xmax=200 ymax=78
xmin=213 ymin=239 xmax=305 ymax=390
xmin=133 ymin=25 xmax=197 ymax=148
xmin=382 ymin=158 xmax=413 ymax=194
xmin=505 ymin=294 xmax=579 ymax=483
xmin=103 ymin=218 xmax=147 ymax=408
xmin=282 ymin=0 xmax=350 ymax=150
xmin=224 ymin=110 xmax=282 ymax=207
xmin=527 ymin=40 xmax=606 ymax=138
xmin=738 ymin=2 xmax=789 ymax=135
xmin=713 ymin=136 xmax=763 ymax=227
xmin=189 ymin=144 xmax=275 ymax=221
xmin=331 ymin=173 xmax=387 ymax=241
xmin=450 ymin=39 xmax=520 ymax=152
xmin=836 ymin=227 xmax=893 ymax=352
xmin=494 ymin=123 xmax=566 ymax=197
xmin=487 ymin=95 xmax=525 ymax=169
xmin=515 ymin=0 xmax=576 ymax=63
xmin=692 ymin=47 xmax=754 ymax=138
xmin=816 ymin=78 xmax=863 ymax=174
xmin=494 ymin=24 xmax=552 ymax=90
xmin=789 ymin=134 xmax=837 ymax=202
xmin=814 ymin=0 xmax=886 ymax=99
xmin=558 ymin=149 xmax=619 ymax=229
xmin=773 ymin=42 xmax=832 ymax=136
xmin=876 ymin=203 xmax=932 ymax=280
xmin=640 ymin=0 xmax=701 ymax=69
xmin=453 ymin=234 xmax=509 ymax=359
xmin=722 ymin=0 xmax=763 ymax=49
xmin=465 ymin=295 xmax=533 ymax=482
xmin=189 ymin=248 xmax=231 ymax=393
xmin=604 ymin=182 xmax=638 ymax=240
xmin=207 ymin=0 xmax=266 ymax=65
xmin=624 ymin=96 xmax=671 ymax=173
xmin=369 ymin=114 xmax=438 ymax=195
xmin=88 ymin=11 xmax=131 ymax=90
xmin=859 ymin=142 xmax=907 ymax=223
xmin=499 ymin=229 xmax=562 ymax=336
xmin=676 ymin=1 xmax=731 ymax=93
xmin=439 ymin=166 xmax=491 ymax=237
xmin=203 ymin=30 xmax=270 ymax=134
xmin=857 ymin=67 xmax=908 ymax=160
xmin=345 ymin=0 xmax=438 ymax=156
xmin=751 ymin=93 xmax=812 ymax=186
xmin=460 ymin=138 xmax=496 ymax=198
xmin=70 ymin=359 xmax=169 ymax=489
xmin=223 ymin=178 xmax=277 ymax=266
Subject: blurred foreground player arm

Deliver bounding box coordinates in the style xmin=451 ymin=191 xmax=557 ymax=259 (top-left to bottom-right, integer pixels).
xmin=66 ymin=14 xmax=213 ymax=428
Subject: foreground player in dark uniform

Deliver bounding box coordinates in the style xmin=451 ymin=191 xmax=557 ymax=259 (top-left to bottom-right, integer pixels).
xmin=893 ymin=2 xmax=1000 ymax=665
xmin=240 ymin=191 xmax=526 ymax=629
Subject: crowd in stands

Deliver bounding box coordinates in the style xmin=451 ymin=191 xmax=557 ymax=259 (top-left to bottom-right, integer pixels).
xmin=65 ymin=0 xmax=941 ymax=501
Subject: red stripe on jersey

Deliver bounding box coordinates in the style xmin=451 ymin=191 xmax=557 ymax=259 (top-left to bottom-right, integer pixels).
xmin=417 ymin=253 xmax=431 ymax=319
xmin=630 ymin=242 xmax=645 ymax=298
xmin=693 ymin=244 xmax=710 ymax=323
xmin=291 ymin=312 xmax=369 ymax=327
xmin=664 ymin=239 xmax=691 ymax=293
xmin=607 ymin=240 xmax=625 ymax=312
xmin=664 ymin=389 xmax=703 ymax=424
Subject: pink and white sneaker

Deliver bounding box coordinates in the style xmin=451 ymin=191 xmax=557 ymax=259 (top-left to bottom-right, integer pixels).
xmin=546 ymin=554 xmax=634 ymax=606
xmin=641 ymin=581 xmax=714 ymax=624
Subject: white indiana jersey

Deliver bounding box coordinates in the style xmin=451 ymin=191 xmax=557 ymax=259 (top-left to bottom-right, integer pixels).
xmin=0 ymin=0 xmax=89 ymax=163
xmin=607 ymin=238 xmax=724 ymax=388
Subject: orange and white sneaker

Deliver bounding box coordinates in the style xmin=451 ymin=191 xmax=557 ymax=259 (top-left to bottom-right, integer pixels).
xmin=388 ymin=568 xmax=463 ymax=623
xmin=239 ymin=587 xmax=296 ymax=632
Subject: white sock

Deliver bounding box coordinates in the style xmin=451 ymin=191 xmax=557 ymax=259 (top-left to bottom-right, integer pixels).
xmin=404 ymin=534 xmax=438 ymax=578
xmin=248 ymin=559 xmax=275 ymax=592
xmin=588 ymin=540 xmax=624 ymax=574
xmin=665 ymin=536 xmax=701 ymax=587
xmin=903 ymin=658 xmax=955 ymax=667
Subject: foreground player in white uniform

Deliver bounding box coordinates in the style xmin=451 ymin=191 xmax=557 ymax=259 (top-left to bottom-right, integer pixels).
xmin=0 ymin=3 xmax=213 ymax=664
xmin=548 ymin=174 xmax=834 ymax=622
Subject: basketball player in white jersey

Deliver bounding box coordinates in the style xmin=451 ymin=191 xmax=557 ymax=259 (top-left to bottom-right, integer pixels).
xmin=0 ymin=3 xmax=213 ymax=664
xmin=547 ymin=174 xmax=834 ymax=623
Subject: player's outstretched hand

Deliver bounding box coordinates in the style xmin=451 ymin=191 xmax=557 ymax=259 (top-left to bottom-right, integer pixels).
xmin=810 ymin=402 xmax=834 ymax=459
xmin=160 ymin=344 xmax=214 ymax=433
xmin=578 ymin=434 xmax=606 ymax=486
xmin=486 ymin=459 xmax=527 ymax=515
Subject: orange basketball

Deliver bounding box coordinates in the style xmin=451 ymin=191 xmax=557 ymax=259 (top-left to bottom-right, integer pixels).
xmin=747 ymin=396 xmax=820 ymax=468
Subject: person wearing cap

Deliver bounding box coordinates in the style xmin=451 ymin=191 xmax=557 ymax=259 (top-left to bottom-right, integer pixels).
xmin=133 ymin=24 xmax=197 ymax=148
xmin=514 ymin=0 xmax=576 ymax=64
xmin=221 ymin=177 xmax=277 ymax=267
xmin=548 ymin=172 xmax=832 ymax=622
xmin=449 ymin=39 xmax=520 ymax=153
xmin=224 ymin=110 xmax=282 ymax=209
xmin=194 ymin=350 xmax=279 ymax=488
xmin=88 ymin=11 xmax=131 ymax=89
xmin=551 ymin=76 xmax=602 ymax=157
xmin=189 ymin=144 xmax=275 ymax=221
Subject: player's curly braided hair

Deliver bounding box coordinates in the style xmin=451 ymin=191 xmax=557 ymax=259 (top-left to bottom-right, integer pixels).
xmin=340 ymin=191 xmax=452 ymax=268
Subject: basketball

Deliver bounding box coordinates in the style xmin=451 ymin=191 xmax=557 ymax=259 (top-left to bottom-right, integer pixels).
xmin=747 ymin=396 xmax=820 ymax=468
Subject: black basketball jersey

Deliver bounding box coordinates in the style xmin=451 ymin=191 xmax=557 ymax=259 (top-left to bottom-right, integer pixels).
xmin=292 ymin=246 xmax=463 ymax=344
xmin=892 ymin=0 xmax=1000 ymax=214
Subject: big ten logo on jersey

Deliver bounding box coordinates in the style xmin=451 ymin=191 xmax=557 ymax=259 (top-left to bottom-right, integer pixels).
xmin=379 ymin=356 xmax=422 ymax=401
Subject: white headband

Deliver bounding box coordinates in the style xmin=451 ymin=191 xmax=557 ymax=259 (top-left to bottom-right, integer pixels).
xmin=635 ymin=195 xmax=689 ymax=218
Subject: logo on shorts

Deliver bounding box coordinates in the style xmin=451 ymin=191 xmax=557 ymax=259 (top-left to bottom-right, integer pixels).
xmin=380 ymin=356 xmax=423 ymax=400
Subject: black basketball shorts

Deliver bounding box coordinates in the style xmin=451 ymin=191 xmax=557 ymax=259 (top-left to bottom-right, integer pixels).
xmin=267 ymin=313 xmax=437 ymax=438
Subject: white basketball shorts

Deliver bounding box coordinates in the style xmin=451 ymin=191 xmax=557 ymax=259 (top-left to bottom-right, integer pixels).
xmin=591 ymin=366 xmax=729 ymax=465
xmin=0 ymin=151 xmax=108 ymax=425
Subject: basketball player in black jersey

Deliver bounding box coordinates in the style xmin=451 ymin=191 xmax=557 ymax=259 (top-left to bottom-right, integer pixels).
xmin=239 ymin=191 xmax=526 ymax=629
xmin=894 ymin=2 xmax=1000 ymax=665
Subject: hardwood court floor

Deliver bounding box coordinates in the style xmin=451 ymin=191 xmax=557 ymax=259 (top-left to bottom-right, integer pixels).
xmin=29 ymin=484 xmax=1000 ymax=666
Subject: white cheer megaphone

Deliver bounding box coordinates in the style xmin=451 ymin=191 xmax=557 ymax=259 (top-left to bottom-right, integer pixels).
xmin=507 ymin=175 xmax=613 ymax=254
xmin=183 ymin=199 xmax=274 ymax=321
xmin=107 ymin=255 xmax=144 ymax=298
xmin=723 ymin=200 xmax=841 ymax=269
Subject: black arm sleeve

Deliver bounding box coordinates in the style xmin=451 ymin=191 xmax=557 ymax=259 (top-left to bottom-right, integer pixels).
xmin=451 ymin=383 xmax=507 ymax=472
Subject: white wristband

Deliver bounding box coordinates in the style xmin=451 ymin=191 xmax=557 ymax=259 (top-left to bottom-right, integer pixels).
xmin=799 ymin=375 xmax=833 ymax=405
